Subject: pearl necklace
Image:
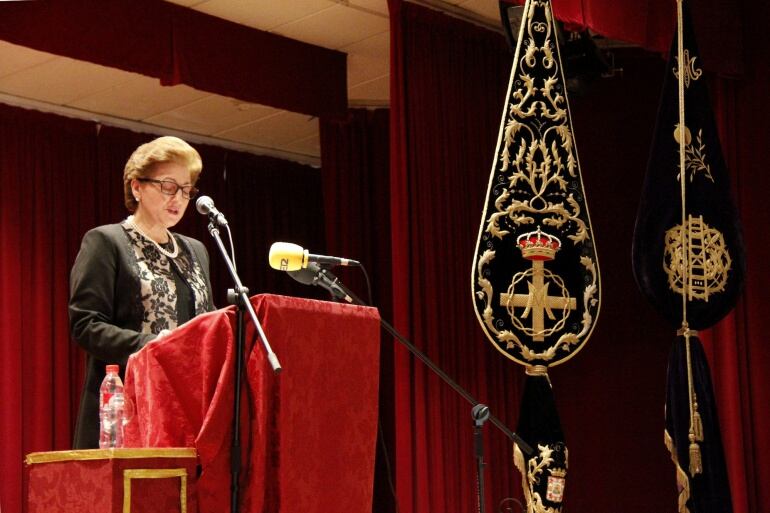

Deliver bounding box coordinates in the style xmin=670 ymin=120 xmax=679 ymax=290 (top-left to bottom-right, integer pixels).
xmin=125 ymin=215 xmax=179 ymax=259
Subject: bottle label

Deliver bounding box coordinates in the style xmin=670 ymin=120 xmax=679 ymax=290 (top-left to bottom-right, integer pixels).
xmin=101 ymin=392 xmax=113 ymax=407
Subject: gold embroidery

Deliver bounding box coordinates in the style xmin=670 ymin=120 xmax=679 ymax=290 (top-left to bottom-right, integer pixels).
xmin=472 ymin=0 xmax=600 ymax=370
xmin=25 ymin=448 xmax=196 ymax=465
xmin=664 ymin=429 xmax=692 ymax=513
xmin=476 ymin=244 xmax=597 ymax=363
xmin=489 ymin=0 xmax=587 ymax=246
xmin=514 ymin=443 xmax=568 ymax=513
xmin=123 ymin=468 xmax=188 ymax=513
xmin=673 ymin=49 xmax=703 ymax=89
xmin=674 ymin=126 xmax=714 ymax=183
xmin=500 ymin=231 xmax=576 ymax=341
xmin=664 ymin=215 xmax=731 ymax=301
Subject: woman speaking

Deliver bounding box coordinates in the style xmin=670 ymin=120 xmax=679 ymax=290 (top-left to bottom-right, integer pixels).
xmin=69 ymin=136 xmax=215 ymax=449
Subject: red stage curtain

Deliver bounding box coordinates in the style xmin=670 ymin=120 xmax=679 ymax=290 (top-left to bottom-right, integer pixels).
xmin=319 ymin=108 xmax=394 ymax=511
xmin=388 ymin=3 xmax=526 ymax=512
xmin=320 ymin=109 xmax=392 ymax=315
xmin=698 ymin=2 xmax=770 ymax=506
xmin=0 ymin=103 xmax=327 ymax=513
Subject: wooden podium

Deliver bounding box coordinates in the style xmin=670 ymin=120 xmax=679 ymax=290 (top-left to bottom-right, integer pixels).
xmin=25 ymin=448 xmax=197 ymax=513
xmin=122 ymin=294 xmax=381 ymax=513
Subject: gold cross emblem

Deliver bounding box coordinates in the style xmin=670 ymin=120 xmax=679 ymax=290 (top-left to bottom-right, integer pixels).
xmin=500 ymin=260 xmax=577 ymax=341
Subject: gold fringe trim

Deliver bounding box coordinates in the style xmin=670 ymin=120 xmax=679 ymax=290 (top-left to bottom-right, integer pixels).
xmin=513 ymin=443 xmax=533 ymax=512
xmin=665 ymin=429 xmax=692 ymax=513
xmin=25 ymin=448 xmax=196 ymax=465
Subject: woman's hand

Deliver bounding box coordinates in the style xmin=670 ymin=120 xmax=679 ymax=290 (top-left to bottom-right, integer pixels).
xmin=155 ymin=329 xmax=171 ymax=340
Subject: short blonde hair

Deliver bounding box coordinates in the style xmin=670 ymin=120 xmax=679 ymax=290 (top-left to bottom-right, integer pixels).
xmin=123 ymin=136 xmax=203 ymax=212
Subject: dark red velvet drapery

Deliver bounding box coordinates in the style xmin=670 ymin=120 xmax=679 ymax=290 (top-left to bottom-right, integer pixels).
xmin=698 ymin=4 xmax=770 ymax=505
xmin=388 ymin=4 xmax=525 ymax=513
xmin=0 ymin=104 xmax=327 ymax=513
xmin=320 ymin=109 xmax=395 ymax=511
xmin=320 ymin=109 xmax=392 ymax=315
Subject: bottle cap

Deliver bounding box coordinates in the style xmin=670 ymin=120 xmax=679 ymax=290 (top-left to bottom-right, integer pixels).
xmin=106 ymin=364 xmax=119 ymax=374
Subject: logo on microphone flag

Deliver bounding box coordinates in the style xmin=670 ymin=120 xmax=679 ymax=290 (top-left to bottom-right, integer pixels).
xmin=471 ymin=1 xmax=600 ymax=511
xmin=632 ymin=2 xmax=744 ymax=511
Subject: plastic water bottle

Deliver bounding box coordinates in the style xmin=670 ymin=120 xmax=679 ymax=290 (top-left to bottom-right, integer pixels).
xmin=99 ymin=364 xmax=125 ymax=449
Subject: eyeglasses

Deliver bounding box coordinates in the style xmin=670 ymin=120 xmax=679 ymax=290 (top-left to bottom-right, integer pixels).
xmin=137 ymin=178 xmax=199 ymax=200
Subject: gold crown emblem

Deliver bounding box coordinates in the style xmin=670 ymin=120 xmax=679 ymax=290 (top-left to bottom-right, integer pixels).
xmin=517 ymin=227 xmax=561 ymax=261
xmin=549 ymin=468 xmax=567 ymax=478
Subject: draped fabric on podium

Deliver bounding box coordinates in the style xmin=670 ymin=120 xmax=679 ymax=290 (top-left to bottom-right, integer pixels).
xmin=123 ymin=294 xmax=381 ymax=513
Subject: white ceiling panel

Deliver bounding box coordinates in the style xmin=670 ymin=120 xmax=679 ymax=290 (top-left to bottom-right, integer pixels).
xmin=145 ymin=95 xmax=279 ymax=135
xmin=0 ymin=57 xmax=133 ymax=105
xmin=272 ymin=3 xmax=388 ymax=50
xmin=278 ymin=132 xmax=323 ymax=158
xmin=0 ymin=41 xmax=56 ymax=78
xmin=344 ymin=30 xmax=390 ymax=89
xmin=458 ymin=0 xmax=500 ymax=22
xmin=189 ymin=0 xmax=334 ymax=31
xmin=68 ymin=74 xmax=210 ymax=121
xmin=216 ymin=110 xmax=319 ymax=148
xmin=348 ymin=75 xmax=389 ymax=102
xmin=349 ymin=0 xmax=390 ymax=16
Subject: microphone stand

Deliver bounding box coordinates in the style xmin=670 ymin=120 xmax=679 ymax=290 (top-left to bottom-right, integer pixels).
xmin=293 ymin=266 xmax=533 ymax=510
xmin=298 ymin=266 xmax=534 ymax=455
xmin=472 ymin=404 xmax=491 ymax=513
xmin=206 ymin=221 xmax=282 ymax=513
xmin=296 ymin=263 xmax=534 ymax=506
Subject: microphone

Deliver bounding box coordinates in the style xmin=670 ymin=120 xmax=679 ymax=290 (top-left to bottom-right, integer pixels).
xmin=195 ymin=195 xmax=228 ymax=226
xmin=268 ymin=242 xmax=360 ymax=272
xmin=287 ymin=262 xmax=354 ymax=304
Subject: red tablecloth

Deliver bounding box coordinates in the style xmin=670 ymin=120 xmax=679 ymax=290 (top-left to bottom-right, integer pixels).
xmin=123 ymin=294 xmax=381 ymax=513
xmin=25 ymin=448 xmax=197 ymax=513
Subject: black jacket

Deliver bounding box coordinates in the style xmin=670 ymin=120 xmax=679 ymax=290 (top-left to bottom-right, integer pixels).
xmin=68 ymin=223 xmax=212 ymax=448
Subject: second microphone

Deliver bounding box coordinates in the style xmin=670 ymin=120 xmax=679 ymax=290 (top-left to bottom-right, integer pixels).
xmin=268 ymin=242 xmax=360 ymax=272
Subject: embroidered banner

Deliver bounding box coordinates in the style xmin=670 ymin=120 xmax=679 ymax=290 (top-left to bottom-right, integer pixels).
xmin=471 ymin=0 xmax=600 ymax=370
xmin=471 ymin=1 xmax=601 ymax=511
xmin=632 ymin=2 xmax=744 ymax=511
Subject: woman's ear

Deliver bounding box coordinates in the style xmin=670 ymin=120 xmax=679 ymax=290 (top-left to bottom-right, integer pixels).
xmin=130 ymin=179 xmax=141 ymax=201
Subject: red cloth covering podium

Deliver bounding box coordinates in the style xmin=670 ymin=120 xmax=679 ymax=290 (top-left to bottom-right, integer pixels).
xmin=26 ymin=448 xmax=197 ymax=513
xmin=123 ymin=294 xmax=381 ymax=513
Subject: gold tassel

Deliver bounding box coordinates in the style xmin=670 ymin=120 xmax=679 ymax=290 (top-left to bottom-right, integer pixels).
xmin=689 ymin=441 xmax=702 ymax=476
xmin=692 ymin=410 xmax=704 ymax=442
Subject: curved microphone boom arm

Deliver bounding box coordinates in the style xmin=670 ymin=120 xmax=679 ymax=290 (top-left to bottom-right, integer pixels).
xmin=285 ymin=260 xmax=533 ymax=456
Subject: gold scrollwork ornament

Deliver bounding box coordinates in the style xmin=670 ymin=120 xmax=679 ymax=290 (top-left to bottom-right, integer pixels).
xmin=663 ymin=215 xmax=731 ymax=301
xmin=673 ymin=48 xmax=703 ymax=89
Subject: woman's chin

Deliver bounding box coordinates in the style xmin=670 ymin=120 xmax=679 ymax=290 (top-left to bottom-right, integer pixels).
xmin=164 ymin=211 xmax=184 ymax=227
